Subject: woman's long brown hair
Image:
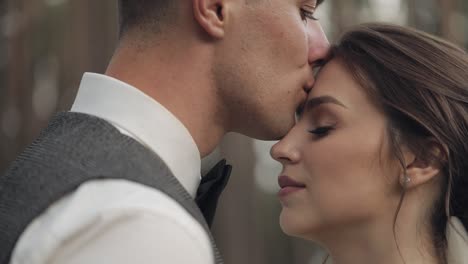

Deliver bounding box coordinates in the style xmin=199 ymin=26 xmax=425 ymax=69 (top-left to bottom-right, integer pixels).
xmin=331 ymin=23 xmax=468 ymax=263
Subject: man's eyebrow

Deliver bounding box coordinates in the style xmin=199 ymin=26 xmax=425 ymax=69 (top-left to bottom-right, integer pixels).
xmin=317 ymin=0 xmax=325 ymax=7
xmin=304 ymin=95 xmax=347 ymax=111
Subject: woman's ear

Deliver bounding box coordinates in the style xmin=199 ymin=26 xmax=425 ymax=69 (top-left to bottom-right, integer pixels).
xmin=400 ymin=140 xmax=446 ymax=189
xmin=192 ymin=0 xmax=227 ymax=38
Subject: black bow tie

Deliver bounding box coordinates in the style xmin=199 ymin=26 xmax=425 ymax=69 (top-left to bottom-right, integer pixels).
xmin=196 ymin=159 xmax=232 ymax=227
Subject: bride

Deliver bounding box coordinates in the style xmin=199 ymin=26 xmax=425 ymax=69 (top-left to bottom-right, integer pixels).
xmin=271 ymin=23 xmax=468 ymax=264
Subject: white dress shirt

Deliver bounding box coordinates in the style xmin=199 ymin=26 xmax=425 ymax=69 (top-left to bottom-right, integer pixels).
xmin=10 ymin=73 xmax=214 ymax=264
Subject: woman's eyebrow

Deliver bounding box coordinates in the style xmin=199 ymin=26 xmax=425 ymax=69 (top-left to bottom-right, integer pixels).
xmin=304 ymin=96 xmax=347 ymax=112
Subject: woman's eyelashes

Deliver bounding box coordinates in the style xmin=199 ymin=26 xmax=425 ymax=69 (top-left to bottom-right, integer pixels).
xmin=300 ymin=8 xmax=318 ymax=21
xmin=308 ymin=125 xmax=335 ymax=138
xmin=306 ymin=109 xmax=338 ymax=138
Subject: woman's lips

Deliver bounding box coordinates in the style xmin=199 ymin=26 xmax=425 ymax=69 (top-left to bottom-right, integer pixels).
xmin=278 ymin=175 xmax=306 ymax=197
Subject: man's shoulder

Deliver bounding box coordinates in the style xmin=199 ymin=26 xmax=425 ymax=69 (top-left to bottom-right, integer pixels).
xmin=3 ymin=111 xmax=167 ymax=178
xmin=42 ymin=179 xmax=207 ymax=235
xmin=0 ymin=112 xmax=206 ymax=264
xmin=10 ymin=179 xmax=213 ymax=264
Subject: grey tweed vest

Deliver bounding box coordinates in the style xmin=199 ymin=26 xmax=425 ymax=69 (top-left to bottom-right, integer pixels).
xmin=0 ymin=112 xmax=223 ymax=264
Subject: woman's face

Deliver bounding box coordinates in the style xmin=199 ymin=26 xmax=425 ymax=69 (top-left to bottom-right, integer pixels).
xmin=270 ymin=59 xmax=401 ymax=240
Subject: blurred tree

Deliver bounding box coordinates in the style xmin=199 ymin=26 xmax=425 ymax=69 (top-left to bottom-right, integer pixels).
xmin=439 ymin=0 xmax=456 ymax=42
xmin=407 ymin=0 xmax=418 ymax=27
xmin=0 ymin=0 xmax=8 ymax=169
xmin=0 ymin=0 xmax=117 ymax=172
xmin=2 ymin=0 xmax=35 ymax=171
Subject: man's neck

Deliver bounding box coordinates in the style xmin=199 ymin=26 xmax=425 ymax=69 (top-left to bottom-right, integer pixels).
xmin=105 ymin=38 xmax=228 ymax=157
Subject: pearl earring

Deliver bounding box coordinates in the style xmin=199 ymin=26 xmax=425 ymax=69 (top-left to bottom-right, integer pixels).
xmin=401 ymin=175 xmax=411 ymax=187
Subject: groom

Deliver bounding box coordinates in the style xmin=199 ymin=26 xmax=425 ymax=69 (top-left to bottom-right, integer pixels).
xmin=0 ymin=0 xmax=328 ymax=263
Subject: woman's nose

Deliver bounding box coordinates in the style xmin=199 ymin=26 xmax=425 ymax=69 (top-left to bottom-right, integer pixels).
xmin=270 ymin=135 xmax=301 ymax=164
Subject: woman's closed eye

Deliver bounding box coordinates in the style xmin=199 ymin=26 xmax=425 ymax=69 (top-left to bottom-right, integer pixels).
xmin=300 ymin=8 xmax=318 ymax=21
xmin=300 ymin=2 xmax=318 ymax=22
xmin=308 ymin=125 xmax=335 ymax=138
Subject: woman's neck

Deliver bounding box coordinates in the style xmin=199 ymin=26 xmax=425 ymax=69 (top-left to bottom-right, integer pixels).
xmin=315 ymin=182 xmax=445 ymax=264
xmin=318 ymin=218 xmax=440 ymax=264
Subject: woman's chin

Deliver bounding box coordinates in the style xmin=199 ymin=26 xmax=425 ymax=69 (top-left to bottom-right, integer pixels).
xmin=279 ymin=210 xmax=313 ymax=239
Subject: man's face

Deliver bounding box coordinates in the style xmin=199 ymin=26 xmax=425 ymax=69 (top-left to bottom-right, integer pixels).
xmin=214 ymin=0 xmax=329 ymax=140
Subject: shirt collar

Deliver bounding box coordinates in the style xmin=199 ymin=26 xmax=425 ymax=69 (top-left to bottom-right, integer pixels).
xmin=71 ymin=73 xmax=202 ymax=197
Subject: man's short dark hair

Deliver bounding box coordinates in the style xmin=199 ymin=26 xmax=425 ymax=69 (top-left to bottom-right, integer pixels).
xmin=118 ymin=0 xmax=175 ymax=36
xmin=118 ymin=0 xmax=325 ymax=37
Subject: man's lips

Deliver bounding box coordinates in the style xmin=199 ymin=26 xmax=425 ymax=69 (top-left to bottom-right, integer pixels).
xmin=278 ymin=176 xmax=306 ymax=197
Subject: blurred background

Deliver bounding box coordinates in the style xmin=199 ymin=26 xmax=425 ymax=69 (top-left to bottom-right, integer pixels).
xmin=0 ymin=0 xmax=467 ymax=263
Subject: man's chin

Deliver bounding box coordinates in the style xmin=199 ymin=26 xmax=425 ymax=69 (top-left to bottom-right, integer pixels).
xmin=270 ymin=122 xmax=295 ymax=140
xmin=237 ymin=117 xmax=294 ymax=140
xmin=253 ymin=127 xmax=291 ymax=141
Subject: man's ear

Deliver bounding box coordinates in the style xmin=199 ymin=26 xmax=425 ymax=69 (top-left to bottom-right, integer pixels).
xmin=400 ymin=140 xmax=446 ymax=189
xmin=193 ymin=0 xmax=227 ymax=38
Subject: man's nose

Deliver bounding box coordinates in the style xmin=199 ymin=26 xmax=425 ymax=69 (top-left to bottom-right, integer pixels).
xmin=307 ymin=21 xmax=330 ymax=67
